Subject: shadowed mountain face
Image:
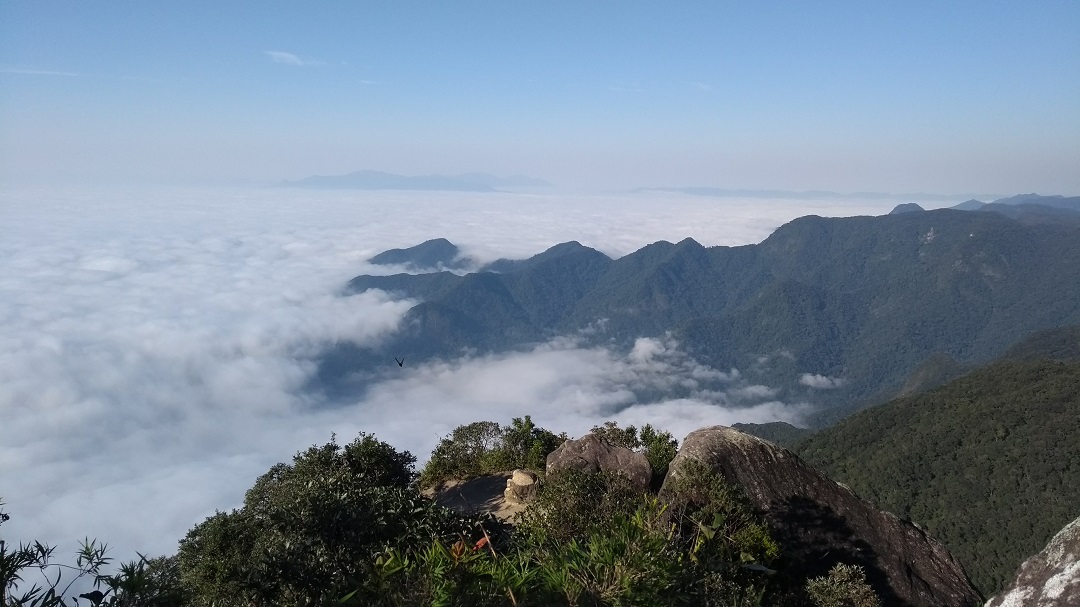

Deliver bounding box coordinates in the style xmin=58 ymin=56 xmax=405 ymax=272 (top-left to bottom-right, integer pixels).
xmin=329 ymin=210 xmax=1080 ymax=417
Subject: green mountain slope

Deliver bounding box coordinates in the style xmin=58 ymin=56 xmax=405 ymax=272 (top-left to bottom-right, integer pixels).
xmin=796 ymin=359 xmax=1080 ymax=596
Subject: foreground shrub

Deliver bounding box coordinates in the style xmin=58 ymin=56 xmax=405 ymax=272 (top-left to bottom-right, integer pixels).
xmin=806 ymin=563 xmax=881 ymax=607
xmin=515 ymin=469 xmax=644 ymax=546
xmin=1 ymin=499 xmax=179 ymax=607
xmin=372 ymin=499 xmax=680 ymax=607
xmin=662 ymin=459 xmax=781 ymax=605
xmin=369 ymin=533 xmax=537 ymax=607
xmin=178 ymin=434 xmax=491 ymax=607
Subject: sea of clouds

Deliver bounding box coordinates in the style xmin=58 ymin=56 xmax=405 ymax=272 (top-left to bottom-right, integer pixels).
xmin=0 ymin=186 xmax=918 ymax=562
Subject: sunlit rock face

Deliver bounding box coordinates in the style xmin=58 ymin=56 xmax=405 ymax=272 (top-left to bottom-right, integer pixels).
xmin=985 ymin=516 xmax=1080 ymax=607
xmin=661 ymin=426 xmax=982 ymax=607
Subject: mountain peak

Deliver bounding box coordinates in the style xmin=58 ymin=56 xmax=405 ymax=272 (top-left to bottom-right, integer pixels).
xmin=889 ymin=203 xmax=925 ymax=214
xmin=368 ymin=238 xmax=468 ymax=269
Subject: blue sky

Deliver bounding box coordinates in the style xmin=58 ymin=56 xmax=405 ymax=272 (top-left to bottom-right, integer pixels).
xmin=2 ymin=1 xmax=1078 ymax=192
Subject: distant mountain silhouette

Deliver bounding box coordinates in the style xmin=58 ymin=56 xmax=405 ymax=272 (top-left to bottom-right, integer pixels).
xmin=731 ymin=421 xmax=813 ymax=448
xmin=641 ymin=187 xmax=982 ymax=202
xmin=331 ymin=209 xmax=1080 ymax=418
xmin=279 ymin=170 xmax=550 ymax=191
xmin=976 ymin=202 xmax=1080 ymax=225
xmin=991 ymin=193 xmax=1080 ymax=210
xmin=889 ymin=203 xmax=924 ymax=214
xmin=952 ymin=199 xmax=986 ymax=211
xmin=368 ymin=238 xmax=473 ymax=271
xmin=951 ymin=193 xmax=1080 ymax=213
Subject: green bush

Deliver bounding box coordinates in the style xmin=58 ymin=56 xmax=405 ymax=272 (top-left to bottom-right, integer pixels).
xmin=372 ymin=498 xmax=681 ymax=607
xmin=369 ymin=534 xmax=537 ymax=607
xmin=178 ymin=434 xmax=487 ymax=607
xmin=662 ymin=460 xmax=780 ymax=605
xmin=516 ymin=469 xmax=644 ymax=546
xmin=419 ymin=417 xmax=564 ymax=488
xmin=805 ymin=563 xmax=881 ymax=607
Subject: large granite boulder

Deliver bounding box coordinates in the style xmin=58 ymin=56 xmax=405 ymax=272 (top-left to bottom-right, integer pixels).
xmin=546 ymin=433 xmax=652 ymax=489
xmin=985 ymin=515 xmax=1080 ymax=607
xmin=661 ymin=426 xmax=981 ymax=607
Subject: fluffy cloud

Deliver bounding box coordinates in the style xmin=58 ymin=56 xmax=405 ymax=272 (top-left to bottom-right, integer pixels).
xmin=333 ymin=335 xmax=807 ymax=467
xmin=0 ymin=186 xmax=895 ymax=560
xmin=798 ymin=373 xmax=846 ymax=389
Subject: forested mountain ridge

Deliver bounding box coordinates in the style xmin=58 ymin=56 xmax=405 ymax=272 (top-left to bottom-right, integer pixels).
xmin=336 ymin=209 xmax=1080 ymax=417
xmin=796 ymin=356 xmax=1080 ymax=596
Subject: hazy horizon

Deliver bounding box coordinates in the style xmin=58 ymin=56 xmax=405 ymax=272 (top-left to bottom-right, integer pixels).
xmin=2 ymin=3 xmax=1079 ymax=192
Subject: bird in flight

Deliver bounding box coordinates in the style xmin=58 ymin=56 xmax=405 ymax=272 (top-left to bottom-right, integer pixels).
xmin=395 ymin=357 xmax=405 ymax=367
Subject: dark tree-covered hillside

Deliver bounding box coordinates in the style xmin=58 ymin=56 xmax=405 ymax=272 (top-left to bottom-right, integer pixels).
xmin=796 ymin=360 xmax=1080 ymax=596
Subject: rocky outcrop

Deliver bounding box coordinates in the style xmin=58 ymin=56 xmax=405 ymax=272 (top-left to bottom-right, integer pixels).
xmin=985 ymin=515 xmax=1080 ymax=607
xmin=546 ymin=433 xmax=652 ymax=489
xmin=661 ymin=426 xmax=981 ymax=607
xmin=426 ymin=472 xmax=527 ymax=522
xmin=504 ymin=469 xmax=539 ymax=504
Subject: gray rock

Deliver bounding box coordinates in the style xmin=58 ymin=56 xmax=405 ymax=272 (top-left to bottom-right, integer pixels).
xmin=985 ymin=515 xmax=1080 ymax=607
xmin=546 ymin=433 xmax=652 ymax=489
xmin=504 ymin=469 xmax=539 ymax=504
xmin=661 ymin=426 xmax=981 ymax=607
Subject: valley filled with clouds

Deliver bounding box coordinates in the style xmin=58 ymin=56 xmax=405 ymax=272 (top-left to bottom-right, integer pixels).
xmin=0 ymin=186 xmax=916 ymax=559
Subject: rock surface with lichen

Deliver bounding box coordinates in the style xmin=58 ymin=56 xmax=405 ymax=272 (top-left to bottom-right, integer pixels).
xmin=985 ymin=515 xmax=1080 ymax=607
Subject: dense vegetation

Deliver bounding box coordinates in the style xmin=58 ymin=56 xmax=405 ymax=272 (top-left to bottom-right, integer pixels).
xmin=332 ymin=210 xmax=1080 ymax=420
xmin=797 ymin=359 xmax=1080 ymax=596
xmin=4 ymin=424 xmax=882 ymax=607
xmin=419 ymin=416 xmax=566 ymax=489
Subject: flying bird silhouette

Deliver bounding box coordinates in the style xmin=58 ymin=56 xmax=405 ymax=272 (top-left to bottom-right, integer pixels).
xmin=394 ymin=357 xmax=404 ymax=367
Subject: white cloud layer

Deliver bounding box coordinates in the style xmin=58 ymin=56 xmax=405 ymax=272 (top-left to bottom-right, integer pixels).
xmin=0 ymin=187 xmax=898 ymax=561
